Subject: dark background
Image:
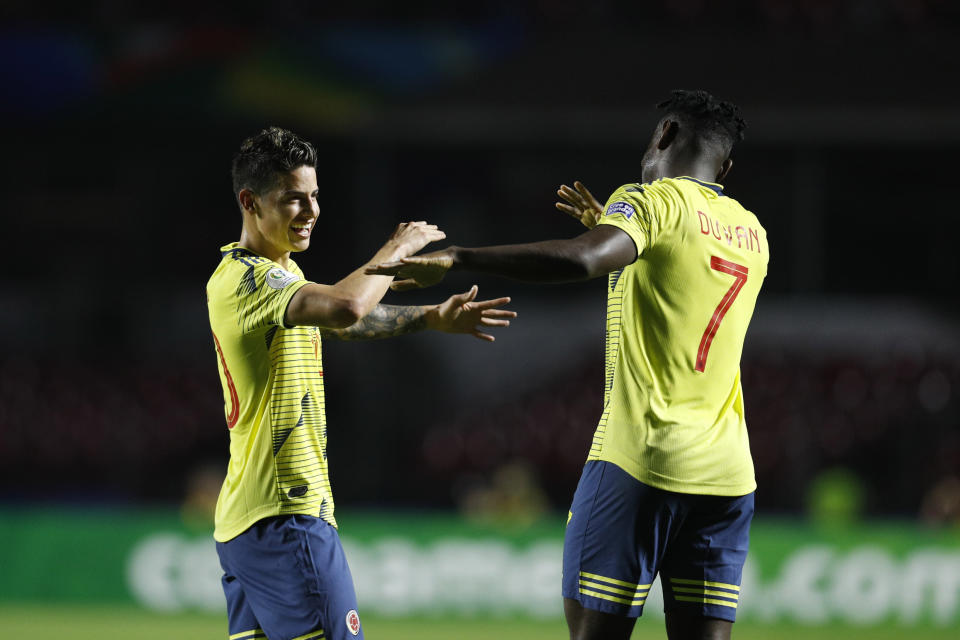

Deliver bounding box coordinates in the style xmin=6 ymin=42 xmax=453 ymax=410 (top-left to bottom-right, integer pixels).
xmin=1 ymin=1 xmax=958 ymax=522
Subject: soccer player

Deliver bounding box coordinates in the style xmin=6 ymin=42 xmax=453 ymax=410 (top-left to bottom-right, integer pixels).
xmin=369 ymin=90 xmax=767 ymax=640
xmin=207 ymin=127 xmax=516 ymax=640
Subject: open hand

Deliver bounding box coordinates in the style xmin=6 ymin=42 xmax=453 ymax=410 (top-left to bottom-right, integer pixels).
xmin=427 ymin=285 xmax=516 ymax=342
xmin=366 ymin=249 xmax=453 ymax=291
xmin=386 ymin=221 xmax=447 ymax=258
xmin=556 ymin=181 xmax=604 ymax=229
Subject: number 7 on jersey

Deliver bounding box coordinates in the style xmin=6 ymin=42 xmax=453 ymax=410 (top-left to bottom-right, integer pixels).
xmin=696 ymin=256 xmax=749 ymax=372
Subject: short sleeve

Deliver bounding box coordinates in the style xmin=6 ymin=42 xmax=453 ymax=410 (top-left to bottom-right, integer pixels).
xmin=234 ymin=261 xmax=312 ymax=333
xmin=597 ymin=182 xmax=672 ymax=257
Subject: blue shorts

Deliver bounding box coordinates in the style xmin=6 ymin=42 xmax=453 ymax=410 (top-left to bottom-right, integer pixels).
xmin=562 ymin=460 xmax=753 ymax=622
xmin=216 ymin=514 xmax=363 ymax=640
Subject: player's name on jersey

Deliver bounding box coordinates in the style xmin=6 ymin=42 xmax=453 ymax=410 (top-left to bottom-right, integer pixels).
xmin=697 ymin=210 xmax=763 ymax=254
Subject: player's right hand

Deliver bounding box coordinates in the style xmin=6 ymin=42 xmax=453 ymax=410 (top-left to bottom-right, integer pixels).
xmin=386 ymin=221 xmax=447 ymax=258
xmin=556 ymin=181 xmax=604 ymax=229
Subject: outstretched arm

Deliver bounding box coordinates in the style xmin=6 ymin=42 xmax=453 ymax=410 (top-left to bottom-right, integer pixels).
xmin=368 ymin=225 xmax=636 ymax=289
xmin=448 ymin=225 xmax=636 ymax=282
xmin=366 ymin=181 xmax=636 ymax=288
xmin=321 ymin=286 xmax=515 ymax=342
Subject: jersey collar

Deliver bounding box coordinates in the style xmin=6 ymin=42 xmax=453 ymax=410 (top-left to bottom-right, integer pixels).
xmin=678 ymin=176 xmax=724 ymax=196
xmin=220 ymin=242 xmax=261 ymax=259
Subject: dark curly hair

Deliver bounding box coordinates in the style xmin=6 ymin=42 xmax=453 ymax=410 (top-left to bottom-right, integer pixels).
xmin=231 ymin=126 xmax=317 ymax=199
xmin=656 ymin=90 xmax=747 ymax=153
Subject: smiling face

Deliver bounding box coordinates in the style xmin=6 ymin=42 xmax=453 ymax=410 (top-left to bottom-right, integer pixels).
xmin=238 ymin=165 xmax=320 ymax=264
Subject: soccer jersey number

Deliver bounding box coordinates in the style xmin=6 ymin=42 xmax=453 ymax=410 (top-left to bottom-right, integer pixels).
xmin=695 ymin=257 xmax=749 ymax=372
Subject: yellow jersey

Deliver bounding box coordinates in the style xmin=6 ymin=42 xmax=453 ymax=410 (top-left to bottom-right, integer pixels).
xmin=592 ymin=177 xmax=768 ymax=496
xmin=207 ymin=243 xmax=335 ymax=542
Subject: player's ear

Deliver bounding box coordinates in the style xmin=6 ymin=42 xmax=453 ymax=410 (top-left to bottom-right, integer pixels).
xmin=716 ymin=158 xmax=733 ymax=183
xmin=657 ymin=120 xmax=679 ymax=151
xmin=238 ymin=189 xmax=258 ymax=216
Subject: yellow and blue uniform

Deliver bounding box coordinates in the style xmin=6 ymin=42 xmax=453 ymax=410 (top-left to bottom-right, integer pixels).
xmin=207 ymin=242 xmax=335 ymax=542
xmin=208 ymin=243 xmax=362 ymax=640
xmin=592 ymin=176 xmax=767 ymax=496
xmin=562 ymin=177 xmax=768 ymax=621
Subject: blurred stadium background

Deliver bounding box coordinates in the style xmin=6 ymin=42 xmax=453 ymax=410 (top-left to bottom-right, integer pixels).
xmin=1 ymin=2 xmax=959 ymax=638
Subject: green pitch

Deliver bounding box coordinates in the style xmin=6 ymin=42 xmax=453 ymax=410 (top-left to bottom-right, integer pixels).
xmin=0 ymin=606 xmax=956 ymax=639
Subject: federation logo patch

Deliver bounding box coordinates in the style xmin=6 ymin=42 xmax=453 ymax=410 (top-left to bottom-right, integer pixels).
xmin=605 ymin=201 xmax=635 ymax=219
xmin=346 ymin=609 xmax=361 ymax=636
xmin=265 ymin=267 xmax=299 ymax=290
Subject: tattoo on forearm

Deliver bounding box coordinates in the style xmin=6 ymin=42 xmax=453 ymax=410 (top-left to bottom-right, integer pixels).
xmin=320 ymin=304 xmax=428 ymax=341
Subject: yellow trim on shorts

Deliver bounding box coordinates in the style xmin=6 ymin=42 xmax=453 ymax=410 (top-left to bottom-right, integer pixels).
xmin=674 ymin=595 xmax=738 ymax=608
xmin=290 ymin=629 xmax=325 ymax=640
xmin=673 ymin=586 xmax=739 ymax=600
xmin=669 ymin=577 xmax=740 ymax=591
xmin=579 ymin=571 xmax=651 ymax=590
xmin=579 ymin=578 xmax=648 ymax=598
xmin=578 ymin=571 xmax=648 ymax=606
xmin=229 ymin=630 xmax=267 ymax=640
xmin=579 ymin=587 xmax=646 ymax=606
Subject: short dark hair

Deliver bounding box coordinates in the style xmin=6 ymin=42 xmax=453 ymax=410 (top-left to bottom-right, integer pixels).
xmin=657 ymin=90 xmax=747 ymax=153
xmin=231 ymin=126 xmax=317 ymax=198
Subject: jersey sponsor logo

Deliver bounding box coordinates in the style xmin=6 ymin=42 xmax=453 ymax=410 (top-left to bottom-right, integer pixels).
xmin=346 ymin=609 xmax=361 ymax=635
xmin=605 ymin=201 xmax=635 ymax=219
xmin=265 ymin=267 xmax=299 ymax=289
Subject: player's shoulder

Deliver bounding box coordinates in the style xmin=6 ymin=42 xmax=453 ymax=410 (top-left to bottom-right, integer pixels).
xmin=609 ymin=181 xmax=656 ymax=201
xmin=604 ymin=181 xmax=655 ymax=209
xmin=663 ymin=177 xmax=761 ymax=220
xmin=694 ymin=182 xmax=764 ymax=230
xmin=208 ymin=244 xmax=302 ymax=296
xmin=736 ymin=203 xmax=764 ymax=232
xmin=615 ymin=178 xmax=691 ymax=213
xmin=600 ymin=181 xmax=680 ymax=230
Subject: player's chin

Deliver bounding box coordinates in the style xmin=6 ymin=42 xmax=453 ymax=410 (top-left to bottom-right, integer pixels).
xmin=288 ymin=234 xmax=311 ymax=252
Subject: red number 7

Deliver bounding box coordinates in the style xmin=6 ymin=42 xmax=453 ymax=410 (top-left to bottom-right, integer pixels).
xmin=696 ymin=256 xmax=749 ymax=372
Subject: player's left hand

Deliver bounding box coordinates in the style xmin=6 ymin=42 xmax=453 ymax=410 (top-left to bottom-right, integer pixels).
xmin=556 ymin=180 xmax=604 ymax=229
xmin=366 ymin=250 xmax=453 ymax=291
xmin=427 ymin=285 xmax=516 ymax=342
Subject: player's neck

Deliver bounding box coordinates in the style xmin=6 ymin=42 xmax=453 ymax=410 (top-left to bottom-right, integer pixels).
xmin=649 ymin=153 xmax=724 ymax=185
xmin=238 ymin=228 xmax=292 ymax=269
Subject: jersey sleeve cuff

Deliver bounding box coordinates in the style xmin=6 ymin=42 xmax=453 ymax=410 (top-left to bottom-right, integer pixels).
xmin=277 ymin=279 xmax=313 ymax=329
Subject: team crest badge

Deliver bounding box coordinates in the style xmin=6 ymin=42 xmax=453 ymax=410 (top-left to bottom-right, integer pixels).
xmin=265 ymin=267 xmax=299 ymax=290
xmin=346 ymin=609 xmax=361 ymax=636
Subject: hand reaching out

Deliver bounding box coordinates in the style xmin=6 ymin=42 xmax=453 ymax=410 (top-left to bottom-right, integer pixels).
xmin=385 ymin=221 xmax=447 ymax=258
xmin=365 ymin=249 xmax=453 ymax=291
xmin=556 ymin=181 xmax=604 ymax=229
xmin=427 ymin=285 xmax=516 ymax=342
